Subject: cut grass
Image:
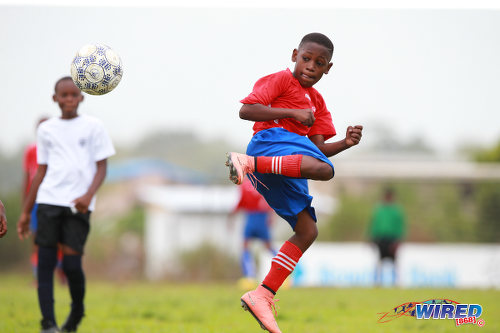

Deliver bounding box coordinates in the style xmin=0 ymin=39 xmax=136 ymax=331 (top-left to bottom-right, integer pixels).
xmin=0 ymin=274 xmax=498 ymax=332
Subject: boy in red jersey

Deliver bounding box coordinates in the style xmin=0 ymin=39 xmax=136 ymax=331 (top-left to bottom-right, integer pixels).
xmin=226 ymin=33 xmax=363 ymax=332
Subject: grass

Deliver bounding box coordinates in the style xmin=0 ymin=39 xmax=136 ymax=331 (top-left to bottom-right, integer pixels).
xmin=0 ymin=274 xmax=499 ymax=332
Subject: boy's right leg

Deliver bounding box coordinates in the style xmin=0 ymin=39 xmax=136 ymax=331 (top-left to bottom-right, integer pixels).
xmin=38 ymin=246 xmax=58 ymax=331
xmin=35 ymin=204 xmax=63 ymax=332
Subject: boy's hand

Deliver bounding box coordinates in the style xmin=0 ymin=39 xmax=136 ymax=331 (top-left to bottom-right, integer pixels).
xmin=292 ymin=108 xmax=315 ymax=127
xmin=17 ymin=212 xmax=31 ymax=240
xmin=345 ymin=125 xmax=363 ymax=147
xmin=72 ymin=194 xmax=92 ymax=214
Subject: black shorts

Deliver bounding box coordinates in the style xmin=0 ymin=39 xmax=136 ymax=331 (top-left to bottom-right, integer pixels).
xmin=374 ymin=239 xmax=399 ymax=260
xmin=35 ymin=204 xmax=91 ymax=254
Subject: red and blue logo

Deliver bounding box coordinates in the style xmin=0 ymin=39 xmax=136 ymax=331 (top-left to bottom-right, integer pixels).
xmin=378 ymin=299 xmax=485 ymax=327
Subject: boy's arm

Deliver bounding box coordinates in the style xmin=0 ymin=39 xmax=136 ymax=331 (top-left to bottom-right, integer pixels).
xmin=309 ymin=125 xmax=363 ymax=157
xmin=72 ymin=159 xmax=108 ymax=214
xmin=17 ymin=164 xmax=47 ymax=240
xmin=240 ymin=104 xmax=316 ymax=127
xmin=0 ymin=199 xmax=7 ymax=238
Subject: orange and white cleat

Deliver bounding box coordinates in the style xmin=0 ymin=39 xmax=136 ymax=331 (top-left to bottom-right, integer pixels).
xmin=225 ymin=152 xmax=255 ymax=185
xmin=240 ymin=286 xmax=281 ymax=333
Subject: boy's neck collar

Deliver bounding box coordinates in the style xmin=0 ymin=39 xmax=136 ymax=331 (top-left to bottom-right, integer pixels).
xmin=60 ymin=114 xmax=80 ymax=120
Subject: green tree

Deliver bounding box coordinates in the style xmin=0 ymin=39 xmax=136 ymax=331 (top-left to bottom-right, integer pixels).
xmin=475 ymin=182 xmax=500 ymax=242
xmin=475 ymin=140 xmax=500 ymax=162
xmin=474 ymin=139 xmax=500 ymax=242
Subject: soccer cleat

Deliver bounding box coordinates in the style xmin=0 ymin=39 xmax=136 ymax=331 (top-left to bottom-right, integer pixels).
xmin=40 ymin=319 xmax=59 ymax=333
xmin=60 ymin=310 xmax=84 ymax=332
xmin=225 ymin=152 xmax=255 ymax=185
xmin=240 ymin=288 xmax=281 ymax=333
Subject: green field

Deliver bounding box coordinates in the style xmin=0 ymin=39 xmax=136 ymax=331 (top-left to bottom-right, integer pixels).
xmin=1 ymin=274 xmax=498 ymax=333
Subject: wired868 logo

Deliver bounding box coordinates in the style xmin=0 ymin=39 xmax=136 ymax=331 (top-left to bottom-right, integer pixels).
xmin=378 ymin=299 xmax=485 ymax=327
xmin=416 ymin=301 xmax=484 ymax=327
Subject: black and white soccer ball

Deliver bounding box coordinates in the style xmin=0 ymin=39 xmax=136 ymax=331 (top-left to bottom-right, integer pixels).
xmin=70 ymin=43 xmax=123 ymax=95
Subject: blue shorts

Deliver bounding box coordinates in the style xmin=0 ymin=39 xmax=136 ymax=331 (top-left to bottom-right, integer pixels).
xmin=244 ymin=212 xmax=271 ymax=241
xmin=30 ymin=203 xmax=38 ymax=232
xmin=246 ymin=128 xmax=334 ymax=229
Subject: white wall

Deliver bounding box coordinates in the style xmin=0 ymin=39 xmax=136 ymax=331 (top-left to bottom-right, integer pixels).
xmin=257 ymin=242 xmax=500 ymax=289
xmin=398 ymin=244 xmax=500 ymax=289
xmin=144 ymin=209 xmax=245 ymax=280
xmin=139 ymin=184 xmax=335 ymax=280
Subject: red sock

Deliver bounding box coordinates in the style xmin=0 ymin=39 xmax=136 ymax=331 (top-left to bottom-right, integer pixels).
xmin=255 ymin=155 xmax=303 ymax=178
xmin=262 ymin=241 xmax=303 ymax=293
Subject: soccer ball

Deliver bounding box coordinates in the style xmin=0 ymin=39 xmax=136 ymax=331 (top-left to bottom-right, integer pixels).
xmin=70 ymin=43 xmax=123 ymax=95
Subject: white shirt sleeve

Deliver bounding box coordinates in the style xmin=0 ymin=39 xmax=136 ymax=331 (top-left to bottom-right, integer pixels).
xmin=92 ymin=121 xmax=115 ymax=162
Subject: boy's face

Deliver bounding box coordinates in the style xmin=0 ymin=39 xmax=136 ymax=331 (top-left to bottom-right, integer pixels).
xmin=52 ymin=79 xmax=84 ymax=118
xmin=291 ymin=42 xmax=333 ymax=88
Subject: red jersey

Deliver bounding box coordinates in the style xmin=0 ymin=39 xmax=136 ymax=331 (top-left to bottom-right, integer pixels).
xmin=240 ymin=69 xmax=336 ymax=140
xmin=233 ymin=178 xmax=272 ymax=213
xmin=23 ymin=143 xmax=38 ymax=194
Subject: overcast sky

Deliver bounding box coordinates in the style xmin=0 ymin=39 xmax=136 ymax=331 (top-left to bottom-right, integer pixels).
xmin=1 ymin=1 xmax=499 ymax=156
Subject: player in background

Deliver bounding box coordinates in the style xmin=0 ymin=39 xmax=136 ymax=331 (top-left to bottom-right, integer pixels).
xmin=368 ymin=187 xmax=406 ymax=286
xmin=22 ymin=117 xmax=66 ymax=286
xmin=0 ymin=199 xmax=7 ymax=238
xmin=17 ymin=77 xmax=115 ymax=333
xmin=226 ymin=32 xmax=363 ymax=332
xmin=227 ymin=177 xmax=277 ymax=290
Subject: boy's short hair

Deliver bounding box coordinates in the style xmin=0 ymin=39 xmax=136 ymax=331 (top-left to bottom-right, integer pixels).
xmin=299 ymin=33 xmax=334 ymax=58
xmin=54 ymin=76 xmax=74 ymax=93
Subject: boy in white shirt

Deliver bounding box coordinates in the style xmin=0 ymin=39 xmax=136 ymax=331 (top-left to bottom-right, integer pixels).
xmin=17 ymin=76 xmax=115 ymax=333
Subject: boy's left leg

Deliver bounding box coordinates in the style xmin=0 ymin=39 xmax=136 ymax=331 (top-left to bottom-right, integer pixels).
xmin=60 ymin=246 xmax=85 ymax=332
xmin=60 ymin=209 xmax=90 ymax=332
xmin=226 ymin=152 xmax=332 ymax=185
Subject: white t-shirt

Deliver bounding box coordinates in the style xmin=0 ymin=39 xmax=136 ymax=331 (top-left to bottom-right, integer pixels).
xmin=36 ymin=114 xmax=115 ymax=211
